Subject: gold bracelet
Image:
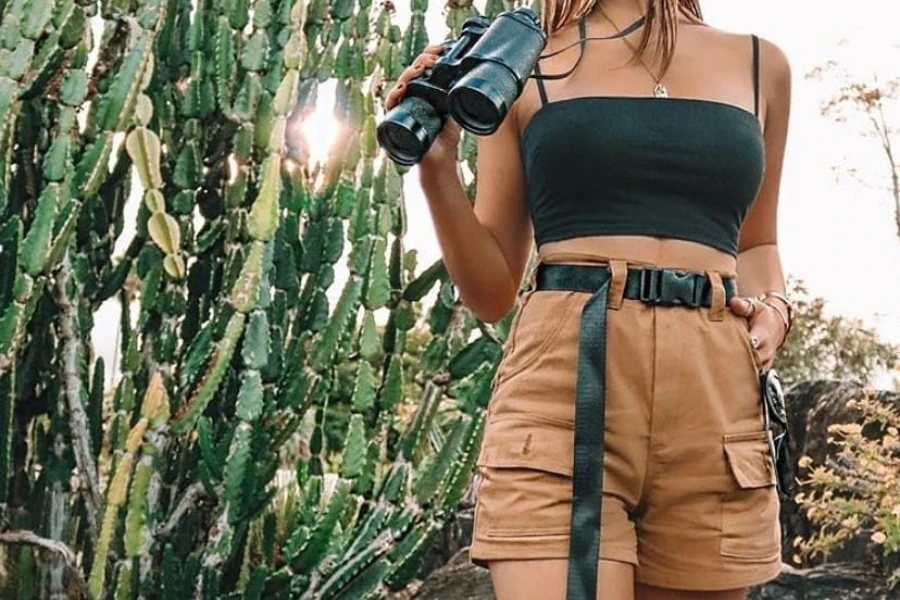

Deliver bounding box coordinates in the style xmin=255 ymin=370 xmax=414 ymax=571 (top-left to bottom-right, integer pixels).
xmin=761 ymin=298 xmax=789 ymax=348
xmin=758 ymin=291 xmax=792 ymax=318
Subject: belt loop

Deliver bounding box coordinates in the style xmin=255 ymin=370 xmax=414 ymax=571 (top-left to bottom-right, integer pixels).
xmin=607 ymin=259 xmax=627 ymax=310
xmin=525 ymin=254 xmax=540 ymax=292
xmin=706 ymin=269 xmax=726 ymax=321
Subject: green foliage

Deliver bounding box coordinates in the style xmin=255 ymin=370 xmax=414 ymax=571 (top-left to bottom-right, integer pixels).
xmin=0 ymin=0 xmax=519 ymax=598
xmin=792 ymin=389 xmax=900 ymax=588
xmin=774 ymin=278 xmax=900 ymax=385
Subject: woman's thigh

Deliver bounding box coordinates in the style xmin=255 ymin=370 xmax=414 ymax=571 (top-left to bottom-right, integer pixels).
xmin=634 ymin=581 xmax=748 ymax=600
xmin=488 ymin=559 xmax=635 ymax=600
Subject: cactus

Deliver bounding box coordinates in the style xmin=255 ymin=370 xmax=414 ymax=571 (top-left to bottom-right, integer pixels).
xmin=0 ymin=0 xmax=532 ymax=598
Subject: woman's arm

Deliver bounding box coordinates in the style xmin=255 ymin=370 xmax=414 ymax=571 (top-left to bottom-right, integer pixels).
xmin=385 ymin=43 xmax=535 ymax=324
xmin=729 ymin=36 xmax=793 ymax=369
xmin=418 ymin=98 xmax=534 ymax=324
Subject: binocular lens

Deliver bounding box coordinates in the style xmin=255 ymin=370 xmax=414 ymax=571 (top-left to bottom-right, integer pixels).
xmin=448 ymin=64 xmax=518 ymax=135
xmin=377 ymin=121 xmax=425 ymax=166
xmin=376 ymin=9 xmax=545 ymax=165
xmin=377 ymin=96 xmax=444 ymax=166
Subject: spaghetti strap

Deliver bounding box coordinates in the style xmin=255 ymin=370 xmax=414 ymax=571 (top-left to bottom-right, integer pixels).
xmin=751 ymin=34 xmax=760 ymax=117
xmin=531 ymin=15 xmax=591 ymax=106
xmin=534 ymin=61 xmax=550 ymax=106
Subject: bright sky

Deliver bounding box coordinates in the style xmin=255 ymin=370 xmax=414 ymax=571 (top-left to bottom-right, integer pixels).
xmin=391 ymin=1 xmax=900 ymax=370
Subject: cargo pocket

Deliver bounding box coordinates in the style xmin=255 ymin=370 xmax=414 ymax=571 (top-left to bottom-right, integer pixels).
xmin=476 ymin=414 xmax=574 ymax=539
xmin=720 ymin=430 xmax=781 ymax=561
xmin=492 ymin=291 xmax=575 ymax=392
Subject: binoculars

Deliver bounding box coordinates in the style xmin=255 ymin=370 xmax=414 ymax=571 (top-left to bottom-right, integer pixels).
xmin=377 ymin=8 xmax=546 ymax=166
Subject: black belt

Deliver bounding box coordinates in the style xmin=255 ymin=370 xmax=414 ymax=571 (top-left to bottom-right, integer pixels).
xmin=533 ymin=263 xmax=737 ymax=600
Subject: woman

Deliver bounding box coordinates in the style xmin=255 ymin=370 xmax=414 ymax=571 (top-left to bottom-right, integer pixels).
xmin=385 ymin=0 xmax=792 ymax=598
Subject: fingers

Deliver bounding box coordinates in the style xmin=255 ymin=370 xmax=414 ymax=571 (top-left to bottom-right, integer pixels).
xmin=749 ymin=318 xmax=779 ymax=370
xmin=444 ymin=115 xmax=462 ymax=135
xmin=385 ymin=55 xmax=439 ymax=109
xmin=745 ymin=322 xmax=769 ymax=370
xmin=729 ymin=295 xmax=778 ymax=369
xmin=728 ymin=295 xmax=757 ymax=318
xmin=754 ymin=340 xmax=775 ymax=370
xmin=384 ymin=46 xmax=445 ymax=111
xmin=384 ymin=86 xmax=403 ymax=112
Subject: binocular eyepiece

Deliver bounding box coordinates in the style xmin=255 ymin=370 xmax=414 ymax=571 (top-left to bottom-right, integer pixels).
xmin=377 ymin=8 xmax=547 ymax=166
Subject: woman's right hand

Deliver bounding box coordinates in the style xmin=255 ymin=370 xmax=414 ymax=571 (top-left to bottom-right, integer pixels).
xmin=384 ymin=43 xmax=462 ymax=174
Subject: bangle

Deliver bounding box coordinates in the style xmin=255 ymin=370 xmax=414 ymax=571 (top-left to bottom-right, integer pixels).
xmin=757 ymin=290 xmax=794 ymax=331
xmin=758 ymin=289 xmax=793 ymax=350
xmin=758 ymin=291 xmax=793 ymax=319
xmin=761 ymin=298 xmax=789 ymax=348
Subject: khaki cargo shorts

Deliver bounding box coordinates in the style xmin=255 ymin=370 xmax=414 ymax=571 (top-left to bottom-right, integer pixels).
xmin=469 ymin=256 xmax=783 ymax=591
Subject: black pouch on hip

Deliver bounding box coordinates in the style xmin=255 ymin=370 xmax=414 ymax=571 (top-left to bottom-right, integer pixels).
xmin=760 ymin=368 xmax=795 ymax=501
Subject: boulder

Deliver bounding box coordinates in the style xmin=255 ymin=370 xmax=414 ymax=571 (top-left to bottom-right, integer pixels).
xmin=408 ymin=555 xmax=898 ymax=600
xmin=781 ymin=380 xmax=899 ymax=568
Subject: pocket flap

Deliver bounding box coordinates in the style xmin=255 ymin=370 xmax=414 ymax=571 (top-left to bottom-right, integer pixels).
xmin=477 ymin=414 xmax=574 ymax=477
xmin=723 ymin=430 xmax=777 ymax=489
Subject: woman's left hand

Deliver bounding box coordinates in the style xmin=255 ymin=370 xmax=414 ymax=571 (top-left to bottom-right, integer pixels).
xmin=728 ymin=295 xmax=786 ymax=371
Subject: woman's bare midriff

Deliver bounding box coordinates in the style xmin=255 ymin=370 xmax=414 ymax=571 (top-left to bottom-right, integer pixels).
xmin=536 ymin=235 xmax=739 ymax=279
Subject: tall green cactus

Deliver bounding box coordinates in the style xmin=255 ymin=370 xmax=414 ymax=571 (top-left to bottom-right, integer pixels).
xmin=0 ymin=0 xmax=535 ymax=598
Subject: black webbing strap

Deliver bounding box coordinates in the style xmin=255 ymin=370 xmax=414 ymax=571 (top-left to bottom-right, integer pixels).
xmin=533 ymin=263 xmax=736 ymax=600
xmin=567 ymin=272 xmax=609 ymax=600
xmin=533 ymin=61 xmax=549 ymax=106
xmin=537 ymin=264 xmax=737 ymax=307
xmin=532 ymin=13 xmax=647 ymax=82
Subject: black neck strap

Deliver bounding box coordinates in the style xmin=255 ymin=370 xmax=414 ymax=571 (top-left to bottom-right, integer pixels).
xmin=533 ymin=13 xmax=648 ymax=81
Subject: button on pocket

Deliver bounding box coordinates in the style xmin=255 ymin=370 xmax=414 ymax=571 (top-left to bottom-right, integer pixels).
xmin=720 ymin=430 xmax=781 ymax=561
xmin=476 ymin=414 xmax=574 ymax=538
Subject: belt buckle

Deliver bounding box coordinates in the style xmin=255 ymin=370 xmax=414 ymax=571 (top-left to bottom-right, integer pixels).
xmin=659 ymin=270 xmax=700 ymax=307
xmin=639 ymin=268 xmax=662 ymax=304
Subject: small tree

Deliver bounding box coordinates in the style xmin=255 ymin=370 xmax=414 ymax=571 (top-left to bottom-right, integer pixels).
xmin=807 ymin=58 xmax=900 ymax=242
xmin=792 ymin=388 xmax=900 ymax=589
xmin=774 ymin=278 xmax=899 ymax=385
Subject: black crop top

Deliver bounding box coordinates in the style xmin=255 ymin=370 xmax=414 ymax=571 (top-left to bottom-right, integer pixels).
xmin=523 ymin=17 xmax=766 ymax=257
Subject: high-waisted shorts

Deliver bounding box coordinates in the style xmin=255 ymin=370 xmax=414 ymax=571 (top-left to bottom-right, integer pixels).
xmin=469 ymin=251 xmax=783 ymax=591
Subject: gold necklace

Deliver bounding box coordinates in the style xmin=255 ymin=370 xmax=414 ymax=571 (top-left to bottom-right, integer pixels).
xmin=595 ymin=6 xmax=669 ymax=98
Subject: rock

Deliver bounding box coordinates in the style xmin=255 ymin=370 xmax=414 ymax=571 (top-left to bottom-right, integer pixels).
xmin=401 ymin=550 xmax=494 ymax=600
xmin=747 ymin=563 xmax=898 ymax=599
xmin=410 ymin=559 xmax=899 ymax=600
xmin=417 ymin=502 xmax=475 ymax=577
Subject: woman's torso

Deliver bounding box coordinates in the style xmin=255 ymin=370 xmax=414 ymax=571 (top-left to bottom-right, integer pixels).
xmin=515 ymin=11 xmax=767 ymax=274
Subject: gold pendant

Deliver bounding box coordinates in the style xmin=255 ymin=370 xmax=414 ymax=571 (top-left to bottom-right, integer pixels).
xmin=654 ymin=83 xmax=668 ymax=98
